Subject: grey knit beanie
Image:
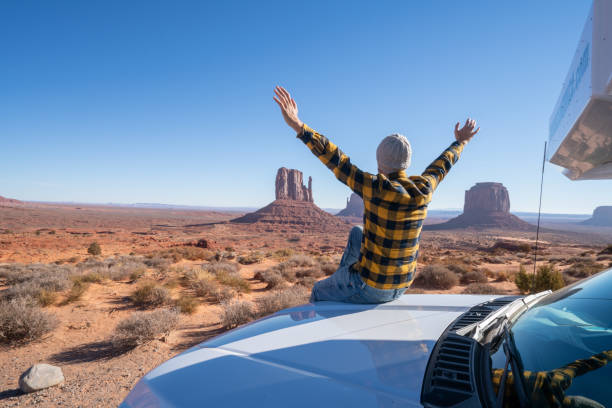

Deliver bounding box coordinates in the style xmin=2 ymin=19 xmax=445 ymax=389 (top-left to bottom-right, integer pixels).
xmin=376 ymin=133 xmax=412 ymax=175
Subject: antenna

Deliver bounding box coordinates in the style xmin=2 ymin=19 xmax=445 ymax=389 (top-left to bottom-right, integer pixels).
xmin=533 ymin=141 xmax=547 ymax=278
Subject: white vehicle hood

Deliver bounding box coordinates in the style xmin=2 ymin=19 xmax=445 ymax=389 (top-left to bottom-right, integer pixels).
xmin=120 ymin=294 xmax=500 ymax=408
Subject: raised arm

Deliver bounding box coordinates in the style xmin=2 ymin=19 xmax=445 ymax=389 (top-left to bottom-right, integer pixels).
xmin=413 ymin=119 xmax=479 ymax=192
xmin=273 ymin=86 xmax=374 ymax=197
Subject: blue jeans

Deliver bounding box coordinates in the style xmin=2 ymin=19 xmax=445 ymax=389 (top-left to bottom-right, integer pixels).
xmin=310 ymin=226 xmax=406 ymax=304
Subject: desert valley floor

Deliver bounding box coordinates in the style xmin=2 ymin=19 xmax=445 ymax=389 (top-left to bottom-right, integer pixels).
xmin=1 ymin=203 xmax=611 ymax=407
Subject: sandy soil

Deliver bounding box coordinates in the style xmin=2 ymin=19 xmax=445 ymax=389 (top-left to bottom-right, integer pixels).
xmin=0 ymin=203 xmax=610 ymax=407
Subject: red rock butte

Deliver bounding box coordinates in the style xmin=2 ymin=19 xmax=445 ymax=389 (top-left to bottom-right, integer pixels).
xmin=231 ymin=168 xmax=348 ymax=230
xmin=427 ymin=182 xmax=535 ymax=231
xmin=0 ymin=195 xmax=22 ymax=207
xmin=337 ymin=193 xmax=364 ymax=219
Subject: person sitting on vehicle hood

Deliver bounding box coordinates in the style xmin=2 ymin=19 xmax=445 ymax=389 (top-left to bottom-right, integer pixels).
xmin=273 ymin=86 xmax=479 ymax=303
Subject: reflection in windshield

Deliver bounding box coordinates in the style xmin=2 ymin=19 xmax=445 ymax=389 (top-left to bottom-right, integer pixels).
xmin=492 ymin=348 xmax=612 ymax=407
xmin=490 ymin=292 xmax=612 ymax=407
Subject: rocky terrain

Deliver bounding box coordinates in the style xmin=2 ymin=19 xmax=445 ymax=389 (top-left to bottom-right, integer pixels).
xmin=337 ymin=193 xmax=364 ymax=219
xmin=427 ymin=182 xmax=535 ymax=231
xmin=232 ymin=168 xmax=348 ymax=230
xmin=0 ymin=196 xmax=22 ymax=208
xmin=583 ymin=206 xmax=612 ymax=227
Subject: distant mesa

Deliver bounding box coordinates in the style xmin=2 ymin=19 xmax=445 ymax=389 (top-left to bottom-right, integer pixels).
xmin=337 ymin=193 xmax=364 ymax=219
xmin=426 ymin=182 xmax=535 ymax=231
xmin=582 ymin=206 xmax=612 ymax=227
xmin=0 ymin=195 xmax=22 ymax=207
xmin=231 ymin=168 xmax=347 ymax=229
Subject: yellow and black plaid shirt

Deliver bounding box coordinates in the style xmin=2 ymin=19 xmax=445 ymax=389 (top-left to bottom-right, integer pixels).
xmin=298 ymin=124 xmax=464 ymax=290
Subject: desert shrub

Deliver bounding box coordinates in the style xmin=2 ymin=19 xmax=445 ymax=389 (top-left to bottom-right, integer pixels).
xmin=412 ymin=265 xmax=458 ymax=290
xmin=143 ymin=256 xmax=172 ymax=269
xmin=220 ymin=300 xmax=256 ymax=329
xmin=565 ymin=259 xmax=605 ymax=278
xmin=273 ymin=248 xmax=294 ymax=259
xmin=286 ymin=255 xmax=316 ymax=268
xmin=287 ymin=236 xmax=301 ymax=243
xmin=320 ymin=262 xmax=337 ymax=276
xmin=112 ymin=309 xmax=179 ymax=348
xmin=131 ymin=283 xmax=172 ymax=308
xmin=216 ymin=272 xmax=250 ymax=293
xmin=1 ymin=265 xmax=73 ymax=306
xmin=77 ymin=272 xmax=105 ymax=283
xmin=515 ymin=264 xmax=565 ymax=294
xmin=212 ymin=287 xmax=235 ymax=303
xmin=462 ymin=283 xmax=499 ymax=294
xmin=36 ymin=290 xmax=58 ymax=307
xmin=460 ymin=269 xmax=488 ymax=285
xmin=175 ymin=296 xmax=198 ymax=314
xmin=191 ymin=275 xmax=219 ymax=298
xmin=148 ymin=247 xmax=214 ymax=264
xmin=490 ymin=241 xmax=531 ymax=253
xmin=257 ymin=270 xmax=285 ymax=289
xmin=237 ymin=252 xmax=264 ymax=265
xmin=600 ymin=244 xmax=612 ymax=255
xmin=494 ymin=271 xmax=510 ymax=282
xmin=204 ymin=262 xmax=239 ymax=276
xmin=87 ymin=242 xmax=102 ymax=256
xmin=64 ymin=280 xmax=89 ymax=303
xmin=107 ymin=260 xmax=148 ymax=281
xmin=296 ymin=276 xmax=317 ymax=288
xmin=447 ymin=264 xmax=470 ymax=275
xmin=0 ymin=298 xmax=58 ymax=344
xmin=256 ymin=287 xmax=310 ymax=317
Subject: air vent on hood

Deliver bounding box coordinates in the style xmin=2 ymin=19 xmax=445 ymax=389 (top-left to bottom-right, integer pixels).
xmin=421 ymin=333 xmax=476 ymax=407
xmin=449 ymin=297 xmax=518 ymax=332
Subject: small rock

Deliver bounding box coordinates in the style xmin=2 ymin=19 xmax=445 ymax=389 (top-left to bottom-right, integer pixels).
xmin=19 ymin=364 xmax=65 ymax=393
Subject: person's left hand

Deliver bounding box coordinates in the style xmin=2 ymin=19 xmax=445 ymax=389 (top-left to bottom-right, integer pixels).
xmin=273 ymin=86 xmax=303 ymax=133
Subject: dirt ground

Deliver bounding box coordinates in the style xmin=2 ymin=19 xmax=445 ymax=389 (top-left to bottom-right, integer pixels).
xmin=1 ymin=203 xmax=611 ymax=407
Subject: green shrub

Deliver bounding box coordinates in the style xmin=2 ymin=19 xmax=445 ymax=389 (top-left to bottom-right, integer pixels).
xmin=87 ymin=242 xmax=102 ymax=256
xmin=515 ymin=264 xmax=565 ymax=294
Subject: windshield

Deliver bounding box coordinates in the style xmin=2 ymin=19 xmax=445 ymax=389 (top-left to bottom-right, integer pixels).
xmin=490 ymin=287 xmax=612 ymax=407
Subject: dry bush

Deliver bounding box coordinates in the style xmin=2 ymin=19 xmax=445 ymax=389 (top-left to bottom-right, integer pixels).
xmin=37 ymin=290 xmax=58 ymax=307
xmin=237 ymin=252 xmax=264 ymax=265
xmin=87 ymin=242 xmax=102 ymax=256
xmin=190 ymin=275 xmax=219 ymax=298
xmin=256 ymin=287 xmax=310 ymax=317
xmin=412 ymin=265 xmax=458 ymax=290
xmin=565 ymin=259 xmax=606 ymax=279
xmin=143 ymin=256 xmax=172 ymax=269
xmin=490 ymin=241 xmax=531 ymax=253
xmin=600 ymin=244 xmax=612 ymax=255
xmin=447 ymin=264 xmax=470 ymax=275
xmin=204 ymin=262 xmax=239 ymax=276
xmin=175 ymin=296 xmax=198 ymax=315
xmin=273 ymin=248 xmax=294 ymax=260
xmin=462 ymin=283 xmax=499 ymax=294
xmin=220 ymin=300 xmax=255 ymax=329
xmin=459 ymin=269 xmax=488 ymax=285
xmin=254 ymin=269 xmax=286 ymax=289
xmin=112 ymin=309 xmax=179 ymax=348
xmin=131 ymin=283 xmax=172 ymax=308
xmin=216 ymin=272 xmax=250 ymax=293
xmin=77 ymin=272 xmax=104 ymax=283
xmin=286 ymin=255 xmax=316 ymax=268
xmin=212 ymin=287 xmax=235 ymax=303
xmin=494 ymin=271 xmax=511 ymax=282
xmin=1 ymin=264 xmax=73 ymax=306
xmin=64 ymin=280 xmax=90 ymax=303
xmin=148 ymin=247 xmax=214 ymax=263
xmin=0 ymin=298 xmax=58 ymax=344
xmin=108 ymin=261 xmax=147 ymax=281
xmin=296 ymin=276 xmax=317 ymax=288
xmin=320 ymin=262 xmax=337 ymax=276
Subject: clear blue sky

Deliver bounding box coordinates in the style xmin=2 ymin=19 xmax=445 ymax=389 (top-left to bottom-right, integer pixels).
xmin=1 ymin=0 xmax=610 ymax=214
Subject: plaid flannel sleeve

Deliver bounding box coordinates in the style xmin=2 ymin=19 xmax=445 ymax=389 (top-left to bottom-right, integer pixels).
xmin=297 ymin=124 xmax=374 ymax=198
xmin=412 ymin=141 xmax=464 ymax=193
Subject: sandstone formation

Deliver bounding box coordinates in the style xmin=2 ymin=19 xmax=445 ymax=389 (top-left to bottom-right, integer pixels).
xmin=275 ymin=168 xmax=313 ymax=202
xmin=582 ymin=206 xmax=612 ymax=227
xmin=232 ymin=168 xmax=347 ymax=230
xmin=427 ymin=182 xmax=535 ymax=231
xmin=0 ymin=195 xmax=22 ymax=207
xmin=337 ymin=193 xmax=364 ymax=218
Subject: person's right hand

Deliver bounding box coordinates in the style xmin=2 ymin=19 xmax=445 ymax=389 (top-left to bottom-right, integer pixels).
xmin=454 ymin=118 xmax=480 ymax=145
xmin=274 ymin=86 xmax=303 ymax=134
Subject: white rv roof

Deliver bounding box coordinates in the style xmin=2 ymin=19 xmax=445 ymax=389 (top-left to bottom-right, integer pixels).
xmin=548 ymin=0 xmax=612 ymax=180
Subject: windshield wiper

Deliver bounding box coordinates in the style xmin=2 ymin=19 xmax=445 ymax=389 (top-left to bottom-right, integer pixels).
xmin=496 ymin=326 xmax=530 ymax=408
